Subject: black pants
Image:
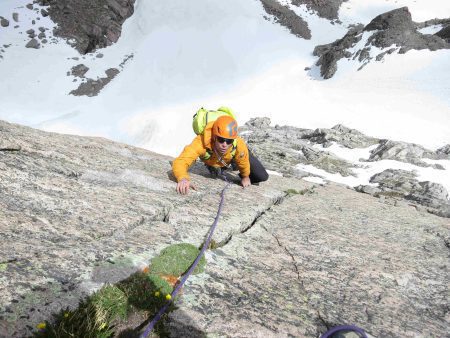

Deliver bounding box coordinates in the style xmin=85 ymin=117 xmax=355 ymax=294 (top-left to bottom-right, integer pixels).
xmin=207 ymin=151 xmax=269 ymax=184
xmin=246 ymin=151 xmax=269 ymax=184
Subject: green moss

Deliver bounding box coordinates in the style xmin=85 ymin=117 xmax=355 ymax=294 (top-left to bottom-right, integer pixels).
xmin=285 ymin=188 xmax=311 ymax=195
xmin=0 ymin=263 xmax=7 ymax=272
xmin=150 ymin=243 xmax=206 ymax=276
xmin=34 ymin=242 xmax=206 ymax=337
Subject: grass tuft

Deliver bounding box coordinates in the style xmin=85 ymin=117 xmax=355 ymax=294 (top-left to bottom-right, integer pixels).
xmin=34 ymin=242 xmax=206 ymax=337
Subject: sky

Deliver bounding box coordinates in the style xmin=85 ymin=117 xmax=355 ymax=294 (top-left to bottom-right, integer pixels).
xmin=0 ymin=0 xmax=449 ymax=195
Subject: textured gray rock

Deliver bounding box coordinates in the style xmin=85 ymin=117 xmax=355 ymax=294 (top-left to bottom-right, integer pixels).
xmin=0 ymin=119 xmax=449 ymax=337
xmin=314 ymin=7 xmax=450 ymax=78
xmin=368 ymin=140 xmax=438 ymax=167
xmin=260 ymin=0 xmax=311 ymax=39
xmin=242 ymin=118 xmax=357 ymax=178
xmin=356 ymin=169 xmax=450 ymax=218
xmin=436 ymin=144 xmax=450 ymax=157
xmin=168 ymin=183 xmax=449 ymax=338
xmin=12 ymin=13 xmax=19 ymax=22
xmin=303 ymin=124 xmax=379 ymax=149
xmin=70 ymin=63 xmax=89 ymax=78
xmin=25 ymin=38 xmax=40 ymax=49
xmin=436 ymin=24 xmax=450 ymax=42
xmin=0 ymin=17 xmax=9 ymax=27
xmin=35 ymin=0 xmax=135 ymax=54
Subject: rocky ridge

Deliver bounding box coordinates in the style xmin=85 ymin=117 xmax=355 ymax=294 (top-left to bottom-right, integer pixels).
xmin=0 ymin=119 xmax=449 ymax=337
xmin=260 ymin=0 xmax=312 ymax=39
xmin=314 ymin=7 xmax=450 ymax=79
xmin=240 ymin=117 xmax=450 ymax=218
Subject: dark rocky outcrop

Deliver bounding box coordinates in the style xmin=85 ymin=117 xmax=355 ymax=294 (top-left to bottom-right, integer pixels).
xmin=364 ymin=7 xmax=449 ymax=53
xmin=291 ymin=0 xmax=348 ymax=20
xmin=33 ymin=0 xmax=135 ymax=54
xmin=260 ymin=0 xmax=311 ymax=39
xmin=69 ymin=68 xmax=120 ymax=97
xmin=0 ymin=119 xmax=448 ymax=337
xmin=314 ymin=7 xmax=450 ymax=78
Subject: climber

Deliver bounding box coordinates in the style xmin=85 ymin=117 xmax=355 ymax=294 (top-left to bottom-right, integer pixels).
xmin=172 ymin=115 xmax=268 ymax=194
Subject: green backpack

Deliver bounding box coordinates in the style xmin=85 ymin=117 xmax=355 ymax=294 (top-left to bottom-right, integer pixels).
xmin=192 ymin=106 xmax=238 ymax=160
xmin=192 ymin=106 xmax=236 ymax=135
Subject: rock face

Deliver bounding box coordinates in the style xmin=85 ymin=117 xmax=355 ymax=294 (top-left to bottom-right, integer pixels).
xmin=260 ymin=0 xmax=312 ymax=39
xmin=0 ymin=119 xmax=449 ymax=337
xmin=35 ymin=0 xmax=136 ymax=54
xmin=314 ymin=7 xmax=450 ymax=79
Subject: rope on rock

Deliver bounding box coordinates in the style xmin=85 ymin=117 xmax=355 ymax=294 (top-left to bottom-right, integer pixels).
xmin=320 ymin=324 xmax=368 ymax=338
xmin=140 ymin=176 xmax=231 ymax=338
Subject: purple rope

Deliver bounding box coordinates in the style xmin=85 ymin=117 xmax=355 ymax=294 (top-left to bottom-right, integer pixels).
xmin=320 ymin=325 xmax=368 ymax=338
xmin=140 ymin=177 xmax=231 ymax=338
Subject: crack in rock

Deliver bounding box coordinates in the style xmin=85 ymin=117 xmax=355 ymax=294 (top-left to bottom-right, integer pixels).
xmin=262 ymin=225 xmax=302 ymax=282
xmin=214 ymin=193 xmax=288 ymax=249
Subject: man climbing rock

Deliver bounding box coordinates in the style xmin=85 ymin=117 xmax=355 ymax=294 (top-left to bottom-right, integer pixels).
xmin=172 ymin=112 xmax=268 ymax=194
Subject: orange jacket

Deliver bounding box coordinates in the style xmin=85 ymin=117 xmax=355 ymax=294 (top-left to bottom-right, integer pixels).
xmin=173 ymin=122 xmax=251 ymax=182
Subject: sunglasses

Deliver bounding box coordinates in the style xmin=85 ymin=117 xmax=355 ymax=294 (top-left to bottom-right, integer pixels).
xmin=216 ymin=136 xmax=234 ymax=145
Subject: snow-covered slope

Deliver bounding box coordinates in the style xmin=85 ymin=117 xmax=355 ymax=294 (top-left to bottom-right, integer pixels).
xmin=1 ymin=0 xmax=449 ymax=191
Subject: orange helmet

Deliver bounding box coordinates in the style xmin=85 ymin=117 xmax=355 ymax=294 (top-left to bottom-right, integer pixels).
xmin=212 ymin=115 xmax=238 ymax=139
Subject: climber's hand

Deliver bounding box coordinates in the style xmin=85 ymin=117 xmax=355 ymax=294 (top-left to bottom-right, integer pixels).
xmin=241 ymin=176 xmax=251 ymax=188
xmin=176 ymin=179 xmax=196 ymax=195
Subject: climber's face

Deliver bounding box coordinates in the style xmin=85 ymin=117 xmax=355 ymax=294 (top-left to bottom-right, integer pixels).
xmin=214 ymin=136 xmax=232 ymax=155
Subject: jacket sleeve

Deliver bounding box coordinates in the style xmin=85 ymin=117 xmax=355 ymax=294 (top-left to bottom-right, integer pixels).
xmin=234 ymin=137 xmax=251 ymax=177
xmin=172 ymin=136 xmax=206 ymax=182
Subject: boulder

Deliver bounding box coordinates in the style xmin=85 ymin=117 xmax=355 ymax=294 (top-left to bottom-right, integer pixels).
xmin=70 ymin=63 xmax=89 ymax=78
xmin=0 ymin=17 xmax=9 ymax=27
xmin=25 ymin=38 xmax=40 ymax=49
